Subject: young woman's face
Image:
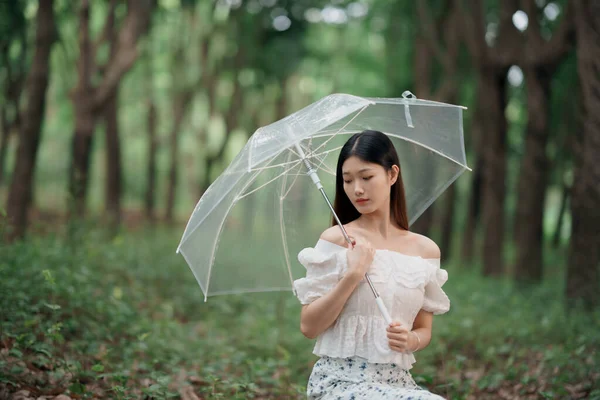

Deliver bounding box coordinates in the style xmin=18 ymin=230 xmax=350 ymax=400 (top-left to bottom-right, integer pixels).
xmin=341 ymin=156 xmax=398 ymax=214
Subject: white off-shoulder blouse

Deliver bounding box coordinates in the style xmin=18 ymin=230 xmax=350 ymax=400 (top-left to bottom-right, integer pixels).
xmin=293 ymin=239 xmax=451 ymax=370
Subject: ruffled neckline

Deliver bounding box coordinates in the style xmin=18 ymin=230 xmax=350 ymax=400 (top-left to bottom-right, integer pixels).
xmin=316 ymin=239 xmax=438 ymax=262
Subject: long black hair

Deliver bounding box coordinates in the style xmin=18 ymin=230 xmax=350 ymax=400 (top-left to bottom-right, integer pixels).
xmin=331 ymin=130 xmax=409 ymax=230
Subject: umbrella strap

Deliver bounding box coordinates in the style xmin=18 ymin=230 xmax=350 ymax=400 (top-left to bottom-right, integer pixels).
xmin=402 ymin=90 xmax=416 ymax=128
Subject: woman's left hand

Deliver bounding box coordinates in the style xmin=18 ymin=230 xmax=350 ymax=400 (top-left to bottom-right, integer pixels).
xmin=386 ymin=322 xmax=412 ymax=353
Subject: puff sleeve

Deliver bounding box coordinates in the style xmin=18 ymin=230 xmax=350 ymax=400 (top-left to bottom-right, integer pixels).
xmin=292 ymin=245 xmax=342 ymax=305
xmin=421 ymin=259 xmax=451 ymax=315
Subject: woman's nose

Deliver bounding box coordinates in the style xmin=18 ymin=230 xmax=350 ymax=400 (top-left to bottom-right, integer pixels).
xmin=354 ymin=184 xmax=364 ymax=195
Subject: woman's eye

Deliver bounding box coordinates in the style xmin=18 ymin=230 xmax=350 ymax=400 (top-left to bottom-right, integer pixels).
xmin=344 ymin=180 xmax=351 ymax=184
xmin=363 ymin=176 xmax=372 ymax=181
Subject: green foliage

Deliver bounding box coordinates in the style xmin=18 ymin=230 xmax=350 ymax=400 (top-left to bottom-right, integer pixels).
xmin=1 ymin=228 xmax=598 ymax=398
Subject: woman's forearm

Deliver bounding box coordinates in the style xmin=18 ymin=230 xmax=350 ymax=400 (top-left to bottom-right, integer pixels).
xmin=409 ymin=327 xmax=432 ymax=352
xmin=300 ymin=273 xmax=361 ymax=339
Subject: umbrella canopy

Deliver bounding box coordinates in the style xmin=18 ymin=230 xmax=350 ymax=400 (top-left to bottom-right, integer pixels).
xmin=177 ymin=93 xmax=470 ymax=301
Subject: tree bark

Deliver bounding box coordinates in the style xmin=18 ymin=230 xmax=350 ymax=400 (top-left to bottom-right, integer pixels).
xmin=5 ymin=0 xmax=55 ymax=240
xmin=410 ymin=35 xmax=434 ymax=237
xmin=461 ymin=155 xmax=483 ymax=264
xmin=415 ymin=0 xmax=461 ymax=246
xmin=439 ymin=183 xmax=456 ymax=260
xmin=145 ymin=98 xmax=157 ymax=222
xmin=200 ymin=50 xmax=245 ymax=194
xmin=69 ymin=0 xmax=153 ymax=218
xmin=104 ymin=89 xmax=122 ymax=230
xmin=552 ymin=183 xmax=570 ymax=248
xmin=0 ymin=33 xmax=27 ymax=187
xmin=565 ymin=0 xmax=600 ymax=310
xmin=103 ymin=4 xmax=122 ymax=232
xmin=0 ymin=107 xmax=10 ymax=187
xmin=460 ymin=0 xmax=521 ymax=277
xmin=165 ymin=90 xmax=195 ymax=222
xmin=480 ymin=69 xmax=508 ymax=277
xmin=513 ymin=0 xmax=574 ymax=284
xmin=69 ymin=0 xmax=94 ymax=217
xmin=513 ymin=68 xmax=551 ymax=283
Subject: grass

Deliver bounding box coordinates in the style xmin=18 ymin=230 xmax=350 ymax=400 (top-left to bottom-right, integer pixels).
xmin=0 ymin=223 xmax=599 ymax=399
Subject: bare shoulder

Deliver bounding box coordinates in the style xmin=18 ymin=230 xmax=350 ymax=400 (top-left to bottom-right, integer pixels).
xmin=319 ymin=225 xmax=348 ymax=247
xmin=410 ymin=232 xmax=441 ymax=259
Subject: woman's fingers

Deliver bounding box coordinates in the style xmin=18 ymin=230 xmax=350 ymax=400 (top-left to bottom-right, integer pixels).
xmin=386 ymin=331 xmax=407 ymax=341
xmin=388 ymin=339 xmax=409 ymax=352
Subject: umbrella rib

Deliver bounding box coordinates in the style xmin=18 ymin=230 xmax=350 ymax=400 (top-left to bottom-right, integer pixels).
xmin=281 ymin=161 xmax=304 ymax=199
xmin=206 ymin=287 xmax=293 ymax=297
xmin=302 ymin=130 xmax=472 ymax=171
xmin=305 ymin=145 xmax=342 ymax=176
xmin=248 ymin=156 xmax=302 ymax=172
xmin=237 ymin=159 xmax=303 ymax=200
xmin=308 ymin=104 xmax=371 ymax=157
xmin=408 ymin=166 xmax=466 ymax=226
xmin=279 ymin=152 xmax=297 ymax=290
xmin=204 ymin=165 xmax=265 ymax=298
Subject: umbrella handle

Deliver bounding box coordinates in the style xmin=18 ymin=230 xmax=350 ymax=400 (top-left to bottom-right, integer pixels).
xmin=376 ymin=297 xmax=393 ymax=325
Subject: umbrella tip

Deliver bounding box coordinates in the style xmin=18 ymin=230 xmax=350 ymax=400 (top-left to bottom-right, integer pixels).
xmin=175 ymin=247 xmax=180 ymax=254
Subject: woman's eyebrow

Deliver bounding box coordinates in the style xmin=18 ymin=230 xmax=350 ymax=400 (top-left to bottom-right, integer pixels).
xmin=342 ymin=168 xmax=373 ymax=175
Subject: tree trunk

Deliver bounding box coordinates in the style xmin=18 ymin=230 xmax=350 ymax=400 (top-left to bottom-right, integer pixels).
xmin=565 ymin=0 xmax=600 ymax=310
xmin=69 ymin=0 xmax=94 ymax=218
xmin=0 ymin=24 xmax=27 ymax=188
xmin=165 ymin=91 xmax=194 ymax=222
xmin=513 ymin=68 xmax=551 ymax=283
xmin=145 ymin=99 xmax=157 ymax=221
xmin=410 ymin=35 xmax=435 ymax=236
xmin=69 ymin=0 xmax=153 ymax=218
xmin=552 ymin=183 xmax=570 ymax=248
xmin=0 ymin=107 xmax=9 ymax=187
xmin=439 ymin=183 xmax=456 ymax=260
xmin=5 ymin=0 xmax=55 ymax=240
xmin=104 ymin=89 xmax=122 ymax=230
xmin=201 ymin=60 xmax=244 ymax=193
xmin=480 ymin=69 xmax=508 ymax=277
xmin=69 ymin=107 xmax=95 ymax=217
xmin=461 ymin=155 xmax=483 ymax=264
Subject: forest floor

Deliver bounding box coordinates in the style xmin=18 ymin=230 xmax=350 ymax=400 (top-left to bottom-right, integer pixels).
xmin=1 ymin=220 xmax=599 ymax=399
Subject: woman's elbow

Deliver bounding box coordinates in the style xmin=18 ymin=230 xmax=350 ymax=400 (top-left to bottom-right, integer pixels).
xmin=300 ymin=322 xmax=318 ymax=339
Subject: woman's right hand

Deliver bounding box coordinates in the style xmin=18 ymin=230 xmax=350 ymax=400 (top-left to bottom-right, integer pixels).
xmin=345 ymin=235 xmax=376 ymax=281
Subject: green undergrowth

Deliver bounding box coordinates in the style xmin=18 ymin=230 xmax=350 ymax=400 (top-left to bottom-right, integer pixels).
xmin=0 ymin=227 xmax=598 ymax=399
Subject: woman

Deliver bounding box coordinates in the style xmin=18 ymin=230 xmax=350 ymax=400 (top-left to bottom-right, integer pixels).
xmin=293 ymin=130 xmax=450 ymax=399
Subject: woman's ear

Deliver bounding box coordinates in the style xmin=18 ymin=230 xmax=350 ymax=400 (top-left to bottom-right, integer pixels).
xmin=389 ymin=165 xmax=399 ymax=185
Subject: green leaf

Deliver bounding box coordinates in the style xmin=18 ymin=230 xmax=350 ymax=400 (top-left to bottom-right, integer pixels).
xmin=42 ymin=269 xmax=55 ymax=286
xmin=92 ymin=364 xmax=104 ymax=373
xmin=9 ymin=348 xmax=23 ymax=358
xmin=69 ymin=382 xmax=86 ymax=394
xmin=35 ymin=348 xmax=52 ymax=358
xmin=44 ymin=302 xmax=61 ymax=311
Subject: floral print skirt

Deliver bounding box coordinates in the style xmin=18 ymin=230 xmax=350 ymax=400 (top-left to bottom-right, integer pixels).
xmin=307 ymin=356 xmax=446 ymax=400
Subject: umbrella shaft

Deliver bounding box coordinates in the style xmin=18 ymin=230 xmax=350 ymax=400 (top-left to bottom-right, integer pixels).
xmin=318 ymin=187 xmax=381 ymax=299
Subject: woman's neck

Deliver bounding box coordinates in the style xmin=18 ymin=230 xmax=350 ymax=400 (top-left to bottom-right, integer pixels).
xmin=355 ymin=211 xmax=400 ymax=240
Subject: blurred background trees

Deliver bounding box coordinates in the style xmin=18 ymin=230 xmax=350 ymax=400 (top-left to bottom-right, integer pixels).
xmin=1 ymin=0 xmax=598 ymax=310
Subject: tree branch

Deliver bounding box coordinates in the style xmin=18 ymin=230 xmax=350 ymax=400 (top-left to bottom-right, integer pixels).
xmin=534 ymin=2 xmax=575 ymax=67
xmin=93 ymin=0 xmax=154 ymax=109
xmin=76 ymin=0 xmax=92 ymax=92
xmin=417 ymin=0 xmax=451 ymax=70
xmin=490 ymin=0 xmax=522 ymax=67
xmin=91 ymin=0 xmax=118 ymax=64
xmin=459 ymin=0 xmax=487 ymax=64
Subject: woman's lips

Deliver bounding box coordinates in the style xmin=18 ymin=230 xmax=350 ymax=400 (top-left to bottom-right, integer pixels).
xmin=356 ymin=199 xmax=369 ymax=204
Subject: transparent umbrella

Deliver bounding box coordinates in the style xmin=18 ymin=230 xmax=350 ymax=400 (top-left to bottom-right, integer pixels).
xmin=176 ymin=91 xmax=470 ymax=323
